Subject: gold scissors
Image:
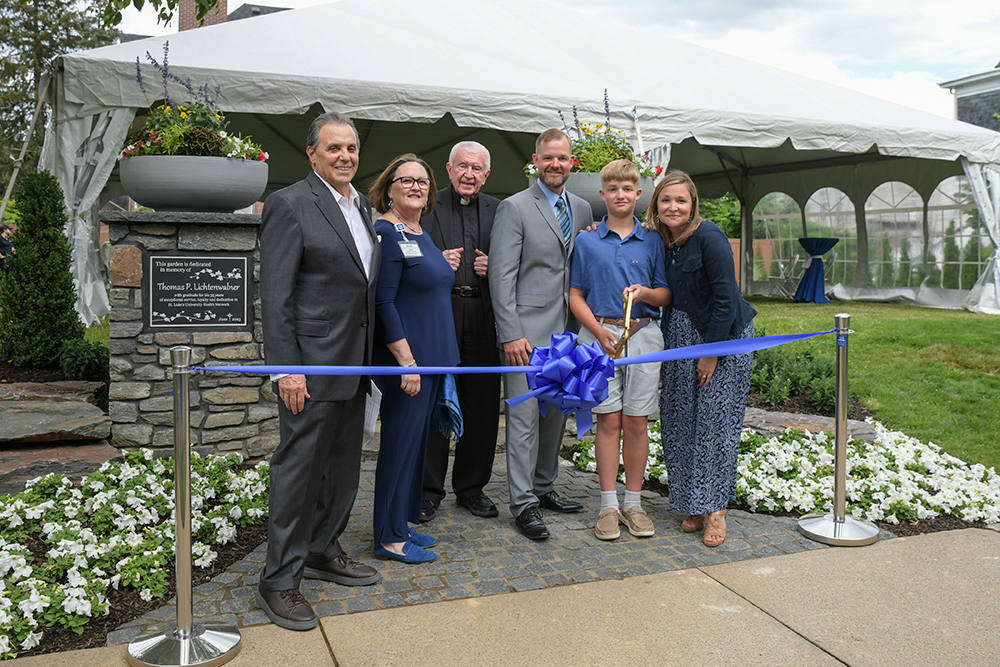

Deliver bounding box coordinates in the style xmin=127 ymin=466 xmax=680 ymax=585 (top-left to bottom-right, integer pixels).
xmin=612 ymin=291 xmax=652 ymax=359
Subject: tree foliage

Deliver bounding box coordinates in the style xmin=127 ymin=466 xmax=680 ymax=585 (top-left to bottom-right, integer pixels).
xmin=101 ymin=0 xmax=218 ymax=27
xmin=700 ymin=192 xmax=741 ymax=238
xmin=0 ymin=169 xmax=84 ymax=367
xmin=0 ymin=0 xmax=118 ymax=192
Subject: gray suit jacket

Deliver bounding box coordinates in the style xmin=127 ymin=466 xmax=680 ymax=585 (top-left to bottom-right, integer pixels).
xmin=259 ymin=171 xmax=382 ymax=401
xmin=422 ymin=184 xmax=499 ymax=336
xmin=489 ymin=180 xmax=592 ymax=348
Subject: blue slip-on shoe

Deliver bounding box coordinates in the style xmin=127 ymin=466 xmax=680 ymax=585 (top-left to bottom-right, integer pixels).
xmin=408 ymin=530 xmax=437 ymax=548
xmin=374 ymin=540 xmax=437 ymax=564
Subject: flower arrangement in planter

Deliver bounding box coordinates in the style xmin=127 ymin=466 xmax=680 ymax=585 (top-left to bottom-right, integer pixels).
xmin=119 ymin=42 xmax=267 ymax=162
xmin=524 ymin=90 xmax=662 ymax=179
xmin=118 ymin=42 xmax=269 ymax=212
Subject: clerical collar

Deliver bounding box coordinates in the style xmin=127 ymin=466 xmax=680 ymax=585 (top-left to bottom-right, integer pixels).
xmin=459 ymin=197 xmax=473 ymax=206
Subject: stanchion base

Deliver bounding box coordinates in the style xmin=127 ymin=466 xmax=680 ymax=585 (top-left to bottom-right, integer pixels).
xmin=798 ymin=513 xmax=880 ymax=547
xmin=127 ymin=623 xmax=241 ymax=667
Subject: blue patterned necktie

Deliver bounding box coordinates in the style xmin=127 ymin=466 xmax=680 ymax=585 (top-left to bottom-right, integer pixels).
xmin=555 ymin=196 xmax=571 ymax=251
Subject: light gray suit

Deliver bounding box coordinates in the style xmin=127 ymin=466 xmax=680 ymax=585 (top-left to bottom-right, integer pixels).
xmin=258 ymin=171 xmax=381 ymax=591
xmin=489 ymin=180 xmax=592 ymax=516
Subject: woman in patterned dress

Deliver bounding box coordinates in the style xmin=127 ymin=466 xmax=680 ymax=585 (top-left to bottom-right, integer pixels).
xmin=649 ymin=171 xmax=757 ymax=547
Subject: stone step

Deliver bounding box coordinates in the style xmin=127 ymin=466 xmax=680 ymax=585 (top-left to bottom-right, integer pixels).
xmin=0 ymin=441 xmax=120 ymax=496
xmin=0 ymin=381 xmax=105 ymax=404
xmin=0 ymin=401 xmax=111 ymax=443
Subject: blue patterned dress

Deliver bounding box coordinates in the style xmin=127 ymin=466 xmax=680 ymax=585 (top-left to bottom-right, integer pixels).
xmin=659 ymin=230 xmax=754 ymax=516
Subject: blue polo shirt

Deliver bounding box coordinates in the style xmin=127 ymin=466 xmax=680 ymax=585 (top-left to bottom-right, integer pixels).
xmin=569 ymin=216 xmax=668 ymax=320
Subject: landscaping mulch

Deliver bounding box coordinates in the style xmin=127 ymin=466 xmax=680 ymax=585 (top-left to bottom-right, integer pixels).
xmin=14 ymin=524 xmax=268 ymax=660
xmin=0 ymin=360 xmax=65 ymax=384
xmin=747 ymin=390 xmax=875 ymax=421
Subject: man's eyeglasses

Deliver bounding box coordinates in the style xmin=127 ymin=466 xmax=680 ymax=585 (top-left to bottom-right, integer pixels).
xmin=453 ymin=162 xmax=485 ymax=175
xmin=391 ymin=176 xmax=431 ymax=189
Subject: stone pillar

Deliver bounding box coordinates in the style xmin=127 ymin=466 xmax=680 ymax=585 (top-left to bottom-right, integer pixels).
xmin=102 ymin=211 xmax=279 ymax=459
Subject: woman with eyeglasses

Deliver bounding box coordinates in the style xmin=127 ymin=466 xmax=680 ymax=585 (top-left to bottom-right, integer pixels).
xmin=367 ymin=154 xmax=460 ymax=564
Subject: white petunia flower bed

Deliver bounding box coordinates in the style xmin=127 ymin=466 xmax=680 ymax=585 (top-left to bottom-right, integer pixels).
xmin=0 ymin=449 xmax=269 ymax=660
xmin=574 ymin=419 xmax=1000 ymax=525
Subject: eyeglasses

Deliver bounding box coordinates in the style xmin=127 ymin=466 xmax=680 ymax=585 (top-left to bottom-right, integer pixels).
xmin=391 ymin=176 xmax=431 ymax=189
xmin=453 ymin=162 xmax=486 ymax=175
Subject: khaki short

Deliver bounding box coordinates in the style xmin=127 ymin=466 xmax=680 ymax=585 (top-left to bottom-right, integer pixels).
xmin=578 ymin=321 xmax=664 ymax=417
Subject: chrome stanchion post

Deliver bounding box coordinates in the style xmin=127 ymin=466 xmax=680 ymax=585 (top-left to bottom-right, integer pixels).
xmin=128 ymin=347 xmax=242 ymax=667
xmin=798 ymin=314 xmax=880 ymax=547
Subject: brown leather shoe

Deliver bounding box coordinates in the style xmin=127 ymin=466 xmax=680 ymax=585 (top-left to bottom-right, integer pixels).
xmin=303 ymin=552 xmax=382 ymax=586
xmin=254 ymin=588 xmax=316 ymax=631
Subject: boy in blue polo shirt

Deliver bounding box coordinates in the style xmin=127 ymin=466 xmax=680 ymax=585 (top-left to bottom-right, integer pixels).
xmin=569 ymin=159 xmax=670 ymax=540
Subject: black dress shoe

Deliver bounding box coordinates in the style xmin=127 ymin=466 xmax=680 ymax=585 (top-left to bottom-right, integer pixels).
xmin=303 ymin=552 xmax=381 ymax=586
xmin=457 ymin=492 xmax=499 ymax=518
xmin=515 ymin=504 xmax=550 ymax=540
xmin=538 ymin=491 xmax=584 ymax=513
xmin=420 ymin=499 xmax=440 ymax=523
xmin=255 ymin=587 xmax=316 ymax=631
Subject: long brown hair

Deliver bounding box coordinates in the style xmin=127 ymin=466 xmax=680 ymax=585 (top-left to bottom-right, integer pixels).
xmin=368 ymin=154 xmax=437 ymax=216
xmin=645 ymin=170 xmax=703 ymax=250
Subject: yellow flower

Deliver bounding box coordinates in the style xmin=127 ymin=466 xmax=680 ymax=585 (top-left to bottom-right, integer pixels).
xmin=180 ymin=112 xmax=188 ymax=118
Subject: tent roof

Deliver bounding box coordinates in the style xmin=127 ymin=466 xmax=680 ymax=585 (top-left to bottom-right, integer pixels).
xmin=57 ymin=0 xmax=1000 ymax=168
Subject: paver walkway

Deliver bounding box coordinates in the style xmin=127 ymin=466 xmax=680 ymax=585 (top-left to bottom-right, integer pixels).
xmin=107 ymin=448 xmax=893 ymax=645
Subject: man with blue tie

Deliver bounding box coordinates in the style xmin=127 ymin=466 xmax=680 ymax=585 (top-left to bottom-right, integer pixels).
xmin=489 ymin=129 xmax=593 ymax=540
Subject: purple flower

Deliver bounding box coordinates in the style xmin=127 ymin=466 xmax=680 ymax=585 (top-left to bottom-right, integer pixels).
xmin=604 ymin=89 xmax=610 ymax=130
xmin=135 ymin=57 xmax=146 ymax=94
xmin=572 ymin=105 xmax=579 ymax=130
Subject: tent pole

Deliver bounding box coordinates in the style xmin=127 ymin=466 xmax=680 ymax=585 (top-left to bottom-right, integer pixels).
xmin=0 ymin=93 xmax=46 ymax=222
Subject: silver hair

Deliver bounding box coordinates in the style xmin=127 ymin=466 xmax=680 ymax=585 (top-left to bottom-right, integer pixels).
xmin=448 ymin=141 xmax=491 ymax=172
xmin=306 ymin=112 xmax=360 ymax=151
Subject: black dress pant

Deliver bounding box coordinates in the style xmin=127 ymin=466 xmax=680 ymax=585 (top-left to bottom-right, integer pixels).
xmin=423 ymin=293 xmax=500 ymax=503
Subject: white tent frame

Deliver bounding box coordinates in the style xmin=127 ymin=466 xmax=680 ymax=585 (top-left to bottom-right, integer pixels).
xmin=39 ymin=0 xmax=1000 ymax=323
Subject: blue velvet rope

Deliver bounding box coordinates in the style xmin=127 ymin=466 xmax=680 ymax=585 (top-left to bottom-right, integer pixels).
xmin=193 ymin=328 xmax=835 ymax=439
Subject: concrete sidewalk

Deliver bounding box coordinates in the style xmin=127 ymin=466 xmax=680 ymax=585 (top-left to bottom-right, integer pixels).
xmin=20 ymin=528 xmax=1000 ymax=666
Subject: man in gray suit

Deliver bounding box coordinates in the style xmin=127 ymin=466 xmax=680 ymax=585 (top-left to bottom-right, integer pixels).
xmin=489 ymin=129 xmax=593 ymax=540
xmin=257 ymin=112 xmax=382 ymax=630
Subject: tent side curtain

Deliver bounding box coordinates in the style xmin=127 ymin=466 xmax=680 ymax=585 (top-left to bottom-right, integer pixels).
xmin=962 ymin=160 xmax=1000 ymax=314
xmin=41 ymin=69 xmax=135 ymax=324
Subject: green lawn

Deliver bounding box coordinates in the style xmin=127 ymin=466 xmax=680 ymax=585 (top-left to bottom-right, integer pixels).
xmin=84 ymin=316 xmax=109 ymax=345
xmin=748 ymin=297 xmax=1000 ymax=470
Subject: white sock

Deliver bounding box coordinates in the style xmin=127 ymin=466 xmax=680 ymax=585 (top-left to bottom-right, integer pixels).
xmin=624 ymin=490 xmax=642 ymax=511
xmin=600 ymin=490 xmax=619 ymax=512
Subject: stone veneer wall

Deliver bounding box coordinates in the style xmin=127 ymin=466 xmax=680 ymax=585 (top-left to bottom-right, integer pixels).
xmin=101 ymin=211 xmax=279 ymax=459
xmin=956 ymin=89 xmax=1000 ymax=132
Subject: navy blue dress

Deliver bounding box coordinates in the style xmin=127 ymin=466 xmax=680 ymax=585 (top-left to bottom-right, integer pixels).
xmin=373 ymin=220 xmax=460 ymax=545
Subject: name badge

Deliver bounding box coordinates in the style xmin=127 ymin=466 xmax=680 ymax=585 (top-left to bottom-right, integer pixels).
xmin=399 ymin=241 xmax=423 ymax=258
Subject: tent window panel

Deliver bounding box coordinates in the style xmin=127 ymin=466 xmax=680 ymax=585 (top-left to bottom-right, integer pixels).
xmin=804 ymin=187 xmax=855 ymax=284
xmin=752 ymin=192 xmax=801 ymax=283
xmin=927 ymin=175 xmax=989 ymax=291
xmin=864 ymin=181 xmax=924 ymax=288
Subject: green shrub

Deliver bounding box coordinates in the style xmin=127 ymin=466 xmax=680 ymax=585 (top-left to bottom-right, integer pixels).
xmin=0 ymin=170 xmax=84 ymax=367
xmin=782 ymin=351 xmax=815 ymax=395
xmin=763 ymin=374 xmax=790 ymax=406
xmin=809 ymin=374 xmax=837 ymax=413
xmin=59 ymin=339 xmax=110 ymax=382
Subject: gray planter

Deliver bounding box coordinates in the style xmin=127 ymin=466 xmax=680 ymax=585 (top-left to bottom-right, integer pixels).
xmin=530 ymin=172 xmax=655 ymax=222
xmin=119 ymin=156 xmax=268 ymax=213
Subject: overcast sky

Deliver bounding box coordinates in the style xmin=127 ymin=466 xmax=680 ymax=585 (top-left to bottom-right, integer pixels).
xmin=119 ymin=0 xmax=1000 ymax=118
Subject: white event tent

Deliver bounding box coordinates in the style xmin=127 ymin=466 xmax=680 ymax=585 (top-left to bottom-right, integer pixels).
xmin=40 ymin=0 xmax=1000 ymax=324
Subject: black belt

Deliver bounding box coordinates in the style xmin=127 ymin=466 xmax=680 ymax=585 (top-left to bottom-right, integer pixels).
xmin=452 ymin=285 xmax=481 ymax=297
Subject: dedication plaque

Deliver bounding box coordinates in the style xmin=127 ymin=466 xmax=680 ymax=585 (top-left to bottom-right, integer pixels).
xmin=149 ymin=256 xmax=248 ymax=327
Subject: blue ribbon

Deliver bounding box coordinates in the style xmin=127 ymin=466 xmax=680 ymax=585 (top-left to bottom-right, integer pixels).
xmin=504 ymin=332 xmax=614 ymax=435
xmin=193 ymin=328 xmax=835 ymax=440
